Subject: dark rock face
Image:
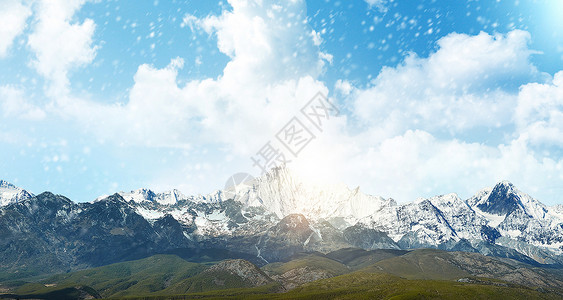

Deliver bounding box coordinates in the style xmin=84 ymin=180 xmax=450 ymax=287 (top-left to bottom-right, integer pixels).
xmin=448 ymin=239 xmax=478 ymax=253
xmin=0 ymin=193 xmax=194 ymax=276
xmin=153 ymin=214 xmax=194 ymax=249
xmin=256 ymin=214 xmax=317 ymax=263
xmin=222 ymin=199 xmax=248 ymax=225
xmin=478 ymin=182 xmax=523 ymax=216
xmin=68 ymin=195 xmax=171 ymax=267
xmin=480 ymin=225 xmax=502 ymax=243
xmin=343 ymin=225 xmax=399 ymax=250
xmin=0 ymin=192 xmax=79 ymax=274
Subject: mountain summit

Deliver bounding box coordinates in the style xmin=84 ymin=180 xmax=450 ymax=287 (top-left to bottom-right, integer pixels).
xmin=476 ymin=181 xmax=526 ymax=216
xmin=225 ymin=167 xmax=395 ymax=225
xmin=116 ymin=188 xmax=186 ymax=205
xmin=0 ymin=180 xmax=33 ymax=206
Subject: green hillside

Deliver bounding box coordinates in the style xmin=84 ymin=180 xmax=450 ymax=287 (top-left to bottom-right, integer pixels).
xmin=0 ymin=286 xmax=100 ymax=300
xmin=159 ymin=259 xmax=277 ymax=295
xmin=364 ymin=248 xmax=470 ymax=280
xmin=4 ymin=248 xmax=563 ymax=300
xmin=262 ymin=253 xmax=350 ymax=276
xmin=102 ymin=272 xmax=562 ymax=300
xmin=14 ymin=255 xmax=206 ymax=298
xmin=279 ymin=272 xmax=562 ymax=300
xmin=325 ymin=247 xmax=408 ymax=270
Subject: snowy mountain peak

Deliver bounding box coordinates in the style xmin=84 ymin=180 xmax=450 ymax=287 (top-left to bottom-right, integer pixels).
xmin=0 ymin=180 xmax=33 ymax=206
xmin=0 ymin=180 xmax=16 ymax=188
xmin=119 ymin=188 xmax=157 ymax=203
xmin=115 ymin=188 xmax=185 ymax=205
xmin=428 ymin=193 xmax=462 ymax=206
xmin=553 ymin=204 xmax=563 ymax=214
xmin=3 ymin=175 xmax=563 ymax=266
xmin=473 ymin=181 xmax=550 ymax=221
xmin=384 ymin=198 xmax=397 ymax=207
xmin=476 ymin=181 xmax=524 ymax=216
xmin=229 ymin=166 xmax=389 ymax=223
xmin=155 ymin=189 xmax=186 ymax=205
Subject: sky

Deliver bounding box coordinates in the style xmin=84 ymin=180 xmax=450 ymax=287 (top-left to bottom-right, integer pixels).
xmin=0 ymin=0 xmax=562 ymax=204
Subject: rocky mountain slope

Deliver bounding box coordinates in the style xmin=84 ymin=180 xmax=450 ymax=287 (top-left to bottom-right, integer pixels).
xmin=1 ymin=167 xmax=562 ymax=279
xmin=0 ymin=180 xmax=33 ymax=206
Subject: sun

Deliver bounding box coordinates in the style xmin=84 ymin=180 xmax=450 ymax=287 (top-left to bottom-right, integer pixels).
xmin=542 ymin=0 xmax=563 ymax=30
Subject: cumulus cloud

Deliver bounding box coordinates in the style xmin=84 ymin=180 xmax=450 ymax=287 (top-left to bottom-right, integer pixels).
xmin=196 ymin=0 xmax=331 ymax=85
xmin=56 ymin=58 xmax=194 ymax=148
xmin=0 ymin=85 xmax=46 ymax=121
xmin=27 ymin=0 xmax=98 ymax=95
xmin=0 ymin=0 xmax=31 ymax=57
xmin=293 ymin=30 xmax=563 ymax=203
xmin=343 ymin=130 xmax=562 ymax=202
xmin=53 ymin=2 xmax=563 ymax=203
xmin=6 ymin=0 xmax=561 ymax=203
xmin=352 ymin=30 xmax=543 ymax=140
xmin=364 ymin=0 xmax=388 ymax=12
xmin=515 ymin=71 xmax=563 ymax=147
xmin=57 ymin=0 xmax=331 ymax=154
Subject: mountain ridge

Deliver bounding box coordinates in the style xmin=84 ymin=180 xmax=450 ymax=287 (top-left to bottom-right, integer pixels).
xmin=0 ymin=179 xmax=34 ymax=206
xmin=1 ymin=167 xmax=562 ymax=280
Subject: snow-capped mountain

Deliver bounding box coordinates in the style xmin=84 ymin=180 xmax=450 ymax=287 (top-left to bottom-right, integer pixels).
xmin=0 ymin=180 xmax=33 ymax=206
xmin=224 ymin=167 xmax=394 ymax=225
xmin=116 ymin=188 xmax=187 ymax=205
xmin=1 ymin=167 xmax=562 ymax=277
xmin=356 ymin=181 xmax=563 ymax=263
xmin=469 ymin=182 xmax=563 ymax=258
xmin=96 ymin=188 xmax=224 ymax=206
xmin=114 ymin=167 xmax=396 ymax=235
xmin=98 ymin=167 xmax=563 ymax=264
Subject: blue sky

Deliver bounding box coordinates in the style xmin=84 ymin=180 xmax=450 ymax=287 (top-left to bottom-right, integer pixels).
xmin=0 ymin=0 xmax=562 ymax=204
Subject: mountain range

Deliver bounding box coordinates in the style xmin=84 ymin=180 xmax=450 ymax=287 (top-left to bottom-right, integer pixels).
xmin=1 ymin=167 xmax=562 ymax=281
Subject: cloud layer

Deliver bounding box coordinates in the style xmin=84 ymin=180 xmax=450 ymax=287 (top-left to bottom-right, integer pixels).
xmin=352 ymin=30 xmax=542 ymax=139
xmin=0 ymin=0 xmax=562 ymax=203
xmin=516 ymin=72 xmax=563 ymax=147
xmin=27 ymin=0 xmax=98 ymax=95
xmin=0 ymin=0 xmax=31 ymax=57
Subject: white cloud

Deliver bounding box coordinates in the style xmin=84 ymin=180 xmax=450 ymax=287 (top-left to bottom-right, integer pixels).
xmin=19 ymin=0 xmax=562 ymax=204
xmin=310 ymin=30 xmax=322 ymax=46
xmin=515 ymin=71 xmax=563 ymax=147
xmin=0 ymin=0 xmax=31 ymax=57
xmin=289 ymin=29 xmax=563 ymax=203
xmin=198 ymin=0 xmax=331 ymax=85
xmin=181 ymin=14 xmax=199 ymax=31
xmin=57 ymin=58 xmax=194 ymax=148
xmin=286 ymin=120 xmax=563 ymax=204
xmin=366 ymin=131 xmax=563 ymax=202
xmin=0 ymin=85 xmax=46 ymax=121
xmin=60 ymin=61 xmax=328 ymax=154
xmin=335 ymin=80 xmax=353 ymax=96
xmin=27 ymin=0 xmax=98 ymax=96
xmin=364 ymin=0 xmax=388 ymax=12
xmin=352 ymin=30 xmax=543 ymax=140
xmin=55 ymin=0 xmax=331 ymax=155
